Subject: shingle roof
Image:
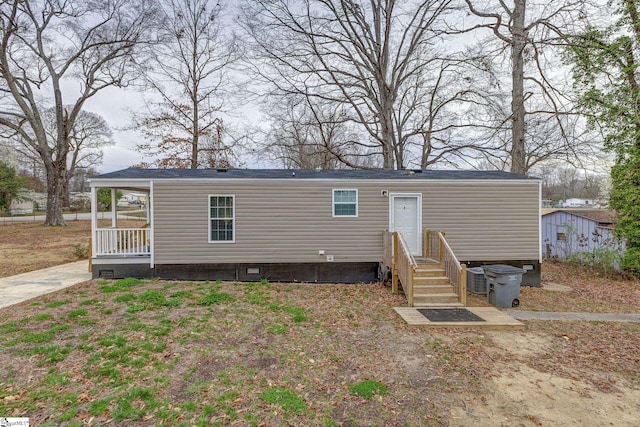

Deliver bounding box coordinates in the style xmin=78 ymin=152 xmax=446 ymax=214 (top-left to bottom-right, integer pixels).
xmin=94 ymin=168 xmax=536 ymax=180
xmin=544 ymin=209 xmax=617 ymax=224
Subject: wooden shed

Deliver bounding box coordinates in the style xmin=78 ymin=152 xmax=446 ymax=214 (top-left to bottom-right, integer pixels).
xmin=541 ymin=209 xmax=625 ymax=260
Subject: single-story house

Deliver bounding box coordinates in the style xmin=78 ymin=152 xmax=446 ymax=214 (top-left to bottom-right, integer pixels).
xmin=541 ymin=209 xmax=625 ymax=260
xmin=9 ymin=198 xmax=34 ymax=215
xmin=89 ymin=168 xmax=542 ymax=286
xmin=117 ymin=191 xmax=148 ymax=207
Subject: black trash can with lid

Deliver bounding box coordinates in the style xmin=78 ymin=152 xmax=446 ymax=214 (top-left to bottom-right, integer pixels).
xmin=482 ymin=264 xmax=525 ymax=308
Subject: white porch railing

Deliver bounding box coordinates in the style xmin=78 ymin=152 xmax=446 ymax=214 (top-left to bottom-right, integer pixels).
xmin=95 ymin=228 xmax=150 ymax=256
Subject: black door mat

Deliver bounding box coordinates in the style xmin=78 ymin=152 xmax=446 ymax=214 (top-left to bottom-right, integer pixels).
xmin=417 ymin=308 xmax=485 ymax=322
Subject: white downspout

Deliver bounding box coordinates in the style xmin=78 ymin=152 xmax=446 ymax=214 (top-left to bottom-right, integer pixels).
xmin=150 ymin=180 xmax=154 ymax=268
xmin=538 ymin=179 xmax=543 ymax=263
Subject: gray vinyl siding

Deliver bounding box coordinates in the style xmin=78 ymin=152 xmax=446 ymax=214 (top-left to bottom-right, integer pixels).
xmin=541 ymin=211 xmax=624 ymax=259
xmin=152 ymin=179 xmax=539 ymax=264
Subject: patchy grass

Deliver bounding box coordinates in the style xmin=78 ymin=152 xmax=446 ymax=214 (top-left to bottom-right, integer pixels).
xmin=0 ymin=279 xmax=477 ymax=426
xmin=198 ymin=291 xmax=234 ymax=306
xmin=349 ymin=380 xmax=388 ymax=399
xmin=262 ymin=387 xmax=307 ymax=415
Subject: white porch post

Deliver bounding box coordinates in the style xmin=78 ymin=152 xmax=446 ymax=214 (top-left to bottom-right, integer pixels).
xmin=111 ymin=188 xmax=117 ymax=228
xmin=90 ymin=186 xmax=97 ymax=257
xmin=145 ymin=192 xmax=150 ymax=223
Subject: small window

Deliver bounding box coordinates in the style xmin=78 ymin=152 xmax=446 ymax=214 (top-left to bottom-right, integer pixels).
xmin=333 ymin=189 xmax=358 ymax=217
xmin=556 ymin=225 xmax=567 ymax=242
xmin=209 ymin=195 xmax=234 ymax=242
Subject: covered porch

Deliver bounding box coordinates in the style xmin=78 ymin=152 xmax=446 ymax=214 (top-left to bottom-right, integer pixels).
xmin=89 ymin=178 xmax=153 ymax=266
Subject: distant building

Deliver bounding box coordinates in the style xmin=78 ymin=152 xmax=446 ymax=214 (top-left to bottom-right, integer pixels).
xmin=117 ymin=191 xmax=148 ymax=207
xmin=542 ymin=209 xmax=625 ymax=260
xmin=561 ymin=198 xmax=598 ymax=208
xmin=9 ymin=198 xmax=34 ymax=215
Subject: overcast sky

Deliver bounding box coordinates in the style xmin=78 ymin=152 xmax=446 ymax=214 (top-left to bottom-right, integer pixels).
xmin=81 ymin=86 xmax=145 ymax=173
xmin=80 ymin=84 xmax=267 ymax=173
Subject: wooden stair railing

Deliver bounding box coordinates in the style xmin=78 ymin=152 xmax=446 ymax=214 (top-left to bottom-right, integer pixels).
xmin=424 ymin=230 xmax=467 ymax=306
xmin=392 ymin=231 xmax=417 ymax=306
xmin=383 ymin=229 xmax=467 ymax=306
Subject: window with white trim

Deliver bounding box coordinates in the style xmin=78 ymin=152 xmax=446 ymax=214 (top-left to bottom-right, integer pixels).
xmin=332 ymin=189 xmax=358 ymax=217
xmin=209 ymin=195 xmax=235 ymax=242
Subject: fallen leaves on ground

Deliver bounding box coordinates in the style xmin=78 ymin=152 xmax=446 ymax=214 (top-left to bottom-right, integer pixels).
xmin=0 ymin=219 xmax=146 ymax=278
xmin=518 ymin=262 xmax=640 ymax=313
xmin=0 ymin=279 xmax=493 ymax=426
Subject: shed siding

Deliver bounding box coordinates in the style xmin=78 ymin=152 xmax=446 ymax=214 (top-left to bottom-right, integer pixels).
xmin=152 ymin=179 xmax=539 ymax=264
xmin=541 ymin=211 xmax=624 ymax=259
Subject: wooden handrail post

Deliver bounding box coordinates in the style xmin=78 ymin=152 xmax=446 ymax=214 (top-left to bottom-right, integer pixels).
xmin=460 ymin=264 xmax=467 ymax=306
xmin=424 ymin=229 xmax=429 ymax=259
xmin=438 ymin=232 xmax=444 ymax=264
xmin=392 ymin=232 xmax=399 ymax=294
xmin=409 ymin=266 xmax=415 ymax=307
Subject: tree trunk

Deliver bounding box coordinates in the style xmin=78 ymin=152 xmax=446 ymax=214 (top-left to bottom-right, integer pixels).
xmin=380 ymin=95 xmax=396 ymax=169
xmin=510 ymin=0 xmax=527 ymax=174
xmin=44 ymin=163 xmax=66 ymax=226
xmin=62 ymin=178 xmax=71 ymax=208
xmin=191 ymin=92 xmax=199 ymax=169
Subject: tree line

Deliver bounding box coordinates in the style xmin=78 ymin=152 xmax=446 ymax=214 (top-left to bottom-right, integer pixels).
xmin=0 ymin=0 xmax=638 ymax=274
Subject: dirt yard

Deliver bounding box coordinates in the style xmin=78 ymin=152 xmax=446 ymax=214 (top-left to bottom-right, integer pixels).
xmin=0 ymin=222 xmax=639 ymax=425
xmin=451 ymin=263 xmax=640 ymax=426
xmin=0 ymin=219 xmax=146 ymax=278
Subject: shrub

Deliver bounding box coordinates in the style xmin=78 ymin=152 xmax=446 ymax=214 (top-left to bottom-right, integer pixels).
xmin=71 ymin=243 xmax=89 ymax=259
xmin=566 ymin=247 xmax=622 ymax=278
xmin=621 ymin=247 xmax=640 ymax=278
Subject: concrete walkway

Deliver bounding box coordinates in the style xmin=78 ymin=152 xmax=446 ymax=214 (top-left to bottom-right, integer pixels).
xmin=0 ymin=261 xmax=92 ymax=309
xmin=507 ymin=310 xmax=640 ymax=323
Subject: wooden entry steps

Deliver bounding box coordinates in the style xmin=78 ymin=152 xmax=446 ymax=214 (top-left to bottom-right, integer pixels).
xmin=384 ymin=230 xmax=467 ymax=307
xmin=413 ymin=260 xmax=463 ymax=307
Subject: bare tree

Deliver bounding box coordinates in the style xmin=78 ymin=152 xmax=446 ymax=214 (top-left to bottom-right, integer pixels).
xmin=395 ymin=56 xmax=503 ymax=169
xmin=534 ymin=162 xmax=605 ymax=202
xmin=134 ymin=0 xmax=239 ymax=169
xmin=12 ymin=109 xmax=113 ymax=207
xmin=241 ymin=0 xmax=460 ymax=170
xmin=260 ymin=95 xmax=379 ymax=169
xmin=0 ymin=0 xmax=159 ymax=225
xmin=462 ymin=0 xmax=593 ymax=174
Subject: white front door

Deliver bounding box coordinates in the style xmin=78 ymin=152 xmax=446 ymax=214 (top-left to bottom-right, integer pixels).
xmin=390 ymin=194 xmax=422 ymax=255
